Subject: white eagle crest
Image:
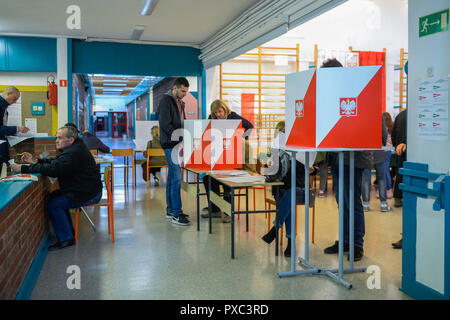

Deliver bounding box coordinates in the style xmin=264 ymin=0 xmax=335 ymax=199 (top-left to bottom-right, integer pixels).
xmin=295 ymin=101 xmax=304 ymax=117
xmin=340 ymin=99 xmax=356 ymax=116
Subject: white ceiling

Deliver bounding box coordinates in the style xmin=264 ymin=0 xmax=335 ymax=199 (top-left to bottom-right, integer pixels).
xmin=0 ymin=0 xmax=261 ymax=46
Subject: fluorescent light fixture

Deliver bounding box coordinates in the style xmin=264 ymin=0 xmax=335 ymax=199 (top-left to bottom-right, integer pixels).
xmin=131 ymin=25 xmax=146 ymax=40
xmin=141 ymin=0 xmax=159 ymax=15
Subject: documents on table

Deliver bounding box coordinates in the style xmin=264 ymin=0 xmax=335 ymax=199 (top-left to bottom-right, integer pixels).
xmin=7 ymin=132 xmax=49 ymax=147
xmin=219 ymin=175 xmax=266 ymax=183
xmin=210 ymin=170 xmax=250 ymax=176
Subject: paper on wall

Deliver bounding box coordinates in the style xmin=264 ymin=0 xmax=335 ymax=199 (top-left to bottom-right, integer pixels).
xmin=5 ymin=97 xmax=21 ymax=127
xmin=25 ymin=118 xmax=37 ymax=134
xmin=418 ymin=77 xmax=449 ymax=141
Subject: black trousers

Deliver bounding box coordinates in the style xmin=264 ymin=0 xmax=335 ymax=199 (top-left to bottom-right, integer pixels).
xmin=393 ymin=153 xmax=406 ymax=199
xmin=203 ymin=175 xmax=231 ymax=213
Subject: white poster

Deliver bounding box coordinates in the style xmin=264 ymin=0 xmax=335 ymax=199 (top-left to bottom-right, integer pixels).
xmin=418 ymin=77 xmax=449 ymax=141
xmin=6 ymin=97 xmax=22 ymax=127
xmin=25 ymin=118 xmax=37 ymax=134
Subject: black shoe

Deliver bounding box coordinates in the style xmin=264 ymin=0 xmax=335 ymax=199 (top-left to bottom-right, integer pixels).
xmin=171 ymin=214 xmax=190 ymax=226
xmin=394 ymin=198 xmax=403 ymax=208
xmin=262 ymin=227 xmax=276 ymax=244
xmin=284 ymin=239 xmax=291 ymax=257
xmin=392 ymin=238 xmax=402 ymax=249
xmin=347 ymin=246 xmax=364 ymax=261
xmin=48 ymin=239 xmax=75 ymax=252
xmin=324 ymin=241 xmax=349 ymax=254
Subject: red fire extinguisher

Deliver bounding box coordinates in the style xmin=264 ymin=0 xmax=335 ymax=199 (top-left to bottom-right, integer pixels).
xmin=47 ymin=75 xmax=58 ymax=106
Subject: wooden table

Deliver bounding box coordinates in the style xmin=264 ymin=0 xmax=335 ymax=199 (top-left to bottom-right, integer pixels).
xmin=206 ymin=170 xmax=284 ymax=259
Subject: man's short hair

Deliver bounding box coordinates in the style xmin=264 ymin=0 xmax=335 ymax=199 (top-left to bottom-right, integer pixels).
xmin=64 ymin=122 xmax=80 ymax=133
xmin=60 ymin=126 xmax=79 ymax=140
xmin=173 ymin=77 xmax=189 ymax=88
xmin=321 ymin=58 xmax=343 ymax=68
xmin=2 ymin=86 xmax=20 ymax=95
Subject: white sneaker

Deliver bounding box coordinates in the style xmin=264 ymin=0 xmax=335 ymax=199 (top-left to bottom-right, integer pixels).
xmin=380 ymin=203 xmax=392 ymax=212
xmin=363 ymin=202 xmax=370 ymax=212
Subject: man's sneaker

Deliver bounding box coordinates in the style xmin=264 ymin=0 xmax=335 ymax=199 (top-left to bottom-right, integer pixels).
xmin=222 ymin=214 xmax=231 ymax=223
xmin=172 ymin=214 xmax=190 ymax=226
xmin=347 ymin=246 xmax=364 ymax=261
xmin=201 ymin=211 xmax=222 ymax=218
xmin=324 ymin=241 xmax=349 ymax=254
xmin=380 ymin=203 xmax=392 ymax=212
xmin=167 ymin=212 xmax=189 ymax=219
xmin=363 ymin=202 xmax=370 ymax=212
xmin=318 ymin=190 xmax=325 ymax=198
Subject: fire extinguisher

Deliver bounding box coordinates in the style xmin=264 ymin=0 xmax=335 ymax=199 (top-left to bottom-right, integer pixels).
xmin=47 ymin=75 xmax=58 ymax=106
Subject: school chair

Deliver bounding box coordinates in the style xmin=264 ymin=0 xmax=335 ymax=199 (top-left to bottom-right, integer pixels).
xmin=112 ymin=148 xmax=135 ymax=187
xmin=75 ymin=166 xmax=114 ymax=243
xmin=146 ymin=148 xmax=168 ymax=189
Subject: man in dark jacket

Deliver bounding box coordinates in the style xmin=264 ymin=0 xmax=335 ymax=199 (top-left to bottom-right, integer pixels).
xmin=320 ymin=58 xmax=372 ymax=261
xmin=11 ymin=126 xmax=103 ymax=251
xmin=81 ymin=130 xmax=111 ymax=153
xmin=0 ymin=87 xmax=30 ymax=164
xmin=158 ymin=77 xmax=190 ymax=226
xmin=391 ymin=109 xmax=407 ymax=249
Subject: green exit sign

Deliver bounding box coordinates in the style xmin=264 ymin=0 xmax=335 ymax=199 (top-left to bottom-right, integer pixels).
xmin=419 ymin=9 xmax=449 ymax=37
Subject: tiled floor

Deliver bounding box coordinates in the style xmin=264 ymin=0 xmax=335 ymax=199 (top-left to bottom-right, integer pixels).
xmin=29 ymin=137 xmax=412 ymax=300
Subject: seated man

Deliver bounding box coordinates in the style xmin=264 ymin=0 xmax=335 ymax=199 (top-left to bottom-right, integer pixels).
xmin=81 ymin=129 xmax=111 ymax=154
xmin=11 ymin=126 xmax=103 ymax=251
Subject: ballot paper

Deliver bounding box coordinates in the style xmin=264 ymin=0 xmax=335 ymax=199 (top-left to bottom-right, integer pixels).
xmin=25 ymin=118 xmax=37 ymax=134
xmin=220 ymin=175 xmax=266 ymax=183
xmin=210 ymin=170 xmax=250 ymax=176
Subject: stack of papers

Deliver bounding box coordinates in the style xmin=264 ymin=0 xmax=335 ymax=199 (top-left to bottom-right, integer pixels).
xmin=220 ymin=175 xmax=266 ymax=183
xmin=210 ymin=170 xmax=249 ymax=176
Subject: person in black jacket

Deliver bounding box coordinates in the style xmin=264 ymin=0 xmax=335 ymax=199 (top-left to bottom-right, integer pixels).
xmin=11 ymin=126 xmax=103 ymax=251
xmin=0 ymin=87 xmax=30 ymax=164
xmin=81 ymin=130 xmax=111 ymax=153
xmin=201 ymin=99 xmax=254 ymax=223
xmin=158 ymin=77 xmax=190 ymax=226
xmin=261 ymin=123 xmax=317 ymax=257
xmin=391 ymin=109 xmax=407 ymax=249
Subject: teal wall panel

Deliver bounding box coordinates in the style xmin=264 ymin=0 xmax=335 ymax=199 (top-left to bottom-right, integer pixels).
xmin=0 ymin=36 xmax=56 ymax=72
xmin=71 ymin=40 xmax=202 ymax=76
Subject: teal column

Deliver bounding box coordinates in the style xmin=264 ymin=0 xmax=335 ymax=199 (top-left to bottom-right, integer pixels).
xmin=67 ymin=38 xmax=73 ymax=123
xmin=133 ymin=100 xmax=137 ymax=139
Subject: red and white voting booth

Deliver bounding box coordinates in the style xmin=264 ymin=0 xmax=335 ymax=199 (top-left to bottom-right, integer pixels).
xmin=279 ymin=65 xmax=384 ymax=288
xmin=183 ymin=119 xmax=244 ymax=170
xmin=285 ymin=65 xmax=383 ymax=150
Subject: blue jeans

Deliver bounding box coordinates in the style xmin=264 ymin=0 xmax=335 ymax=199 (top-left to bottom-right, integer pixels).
xmin=330 ymin=162 xmax=365 ymax=248
xmin=273 ymin=188 xmax=306 ymax=238
xmin=47 ymin=191 xmax=103 ymax=242
xmin=384 ymin=151 xmax=393 ymax=190
xmin=362 ymin=162 xmax=387 ymax=203
xmin=163 ymin=148 xmax=183 ymax=216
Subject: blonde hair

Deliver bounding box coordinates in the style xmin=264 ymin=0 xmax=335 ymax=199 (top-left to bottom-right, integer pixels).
xmin=151 ymin=126 xmax=160 ymax=139
xmin=210 ymin=99 xmax=231 ymax=119
xmin=274 ymin=121 xmax=285 ymax=137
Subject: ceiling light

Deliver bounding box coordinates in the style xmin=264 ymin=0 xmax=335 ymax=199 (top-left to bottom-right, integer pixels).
xmin=131 ymin=25 xmax=146 ymax=40
xmin=141 ymin=0 xmax=159 ymax=15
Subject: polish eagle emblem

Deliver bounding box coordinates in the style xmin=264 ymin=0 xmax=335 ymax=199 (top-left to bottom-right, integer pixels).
xmin=339 ymin=98 xmax=357 ymax=117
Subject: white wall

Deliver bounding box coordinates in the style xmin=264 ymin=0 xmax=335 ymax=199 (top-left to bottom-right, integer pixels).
xmin=264 ymin=0 xmax=408 ymax=118
xmin=0 ymin=72 xmax=56 ymax=86
xmin=206 ymin=0 xmax=409 ymax=118
xmin=407 ymin=0 xmax=450 ymax=294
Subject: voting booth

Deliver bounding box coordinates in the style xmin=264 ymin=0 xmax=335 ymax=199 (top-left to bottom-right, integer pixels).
xmin=183 ymin=119 xmax=244 ymax=170
xmin=279 ymin=65 xmax=384 ymax=289
xmin=285 ymin=65 xmax=383 ymax=149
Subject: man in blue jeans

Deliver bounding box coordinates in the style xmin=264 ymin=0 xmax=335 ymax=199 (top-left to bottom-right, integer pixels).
xmin=158 ymin=77 xmax=190 ymax=226
xmin=11 ymin=126 xmax=103 ymax=251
